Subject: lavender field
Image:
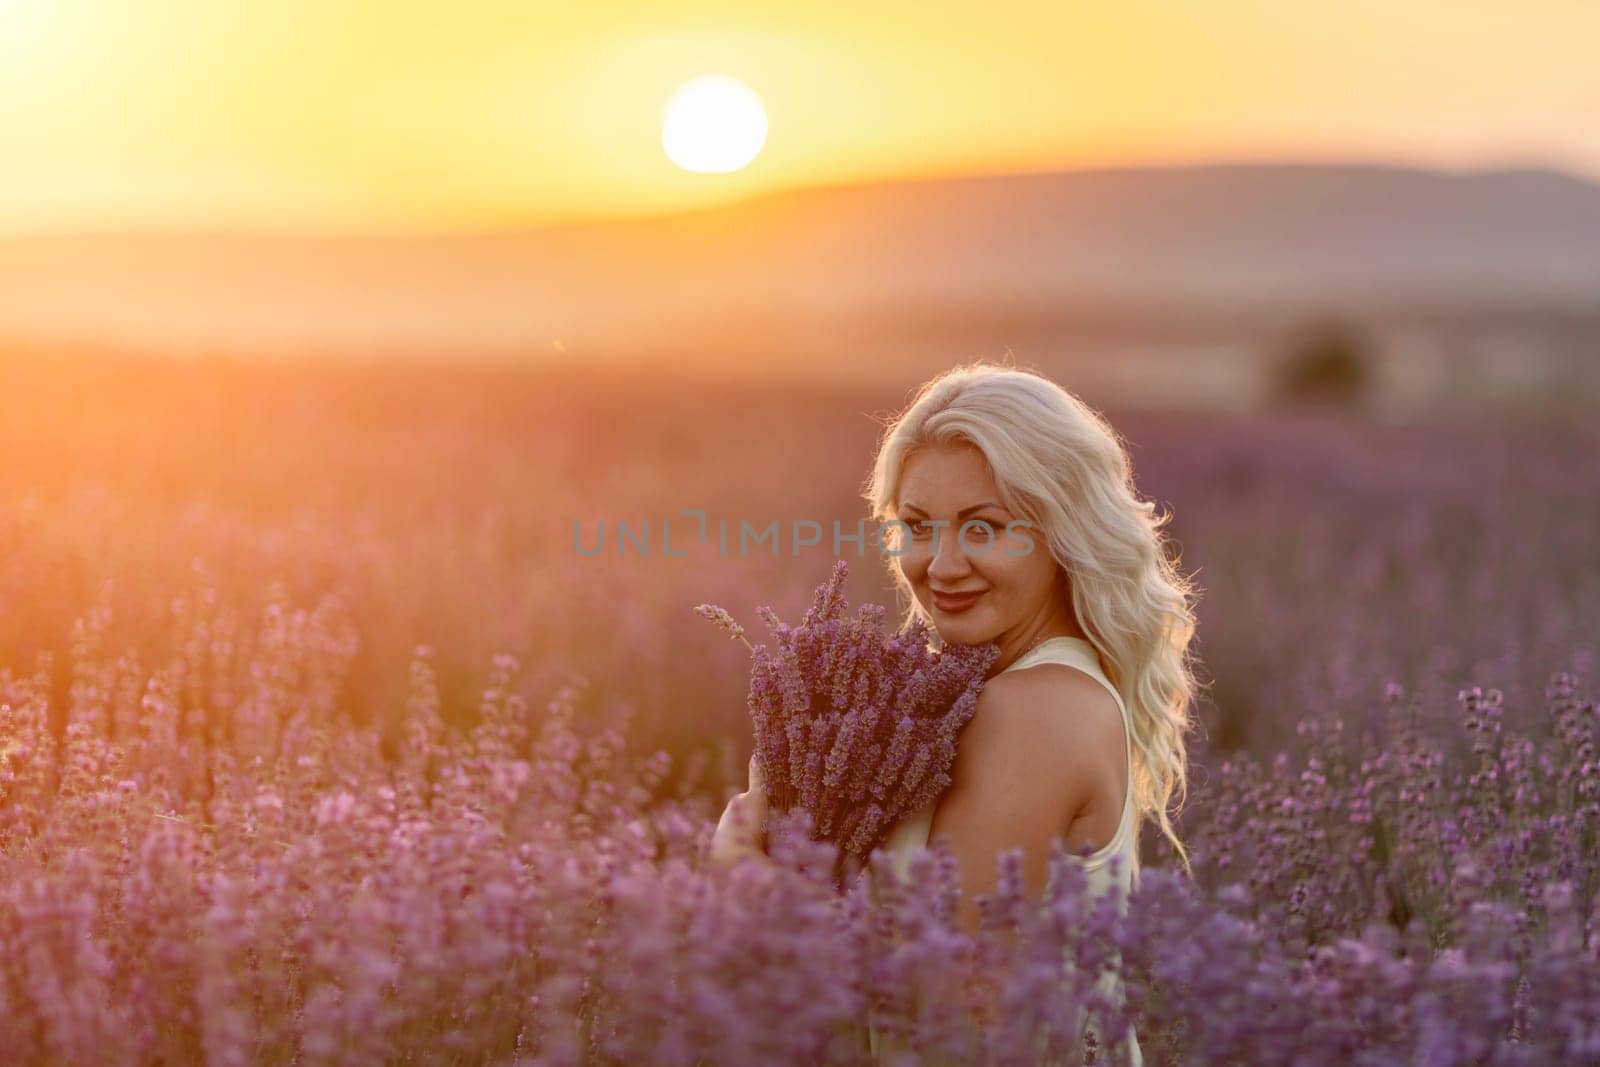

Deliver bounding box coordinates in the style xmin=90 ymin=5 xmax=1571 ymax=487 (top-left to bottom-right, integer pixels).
xmin=1 ymin=350 xmax=1598 ymax=1064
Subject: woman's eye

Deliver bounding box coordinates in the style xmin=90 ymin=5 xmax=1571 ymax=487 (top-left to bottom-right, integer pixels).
xmin=904 ymin=519 xmax=998 ymax=542
xmin=963 ymin=520 xmax=996 ymax=540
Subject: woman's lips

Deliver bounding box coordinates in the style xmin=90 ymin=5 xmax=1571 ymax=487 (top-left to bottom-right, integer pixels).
xmin=932 ymin=590 xmax=985 ymax=613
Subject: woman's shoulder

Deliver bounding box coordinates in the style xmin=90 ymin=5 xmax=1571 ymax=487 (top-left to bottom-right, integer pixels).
xmin=990 ymin=658 xmax=1124 ymax=729
xmin=954 ymin=667 xmax=1126 ymax=796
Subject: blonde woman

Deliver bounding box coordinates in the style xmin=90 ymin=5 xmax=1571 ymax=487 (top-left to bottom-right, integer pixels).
xmin=713 ymin=360 xmax=1204 ymax=1064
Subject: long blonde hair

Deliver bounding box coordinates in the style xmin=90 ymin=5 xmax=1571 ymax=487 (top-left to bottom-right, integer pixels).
xmin=863 ymin=359 xmax=1204 ymax=875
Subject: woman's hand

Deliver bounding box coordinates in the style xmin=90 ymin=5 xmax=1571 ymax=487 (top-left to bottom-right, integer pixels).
xmin=709 ymin=753 xmax=771 ymax=867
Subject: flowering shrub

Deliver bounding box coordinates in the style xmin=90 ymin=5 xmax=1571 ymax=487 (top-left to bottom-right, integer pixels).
xmin=1 ymin=585 xmax=1597 ymax=1064
xmin=1 ymin=356 xmax=1597 ymax=1063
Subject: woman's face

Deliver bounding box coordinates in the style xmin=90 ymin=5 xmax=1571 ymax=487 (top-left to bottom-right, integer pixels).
xmin=893 ymin=443 xmax=1070 ymax=657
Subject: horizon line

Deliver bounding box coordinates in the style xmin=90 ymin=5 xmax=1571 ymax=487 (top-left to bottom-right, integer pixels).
xmin=1 ymin=150 xmax=1592 ymax=245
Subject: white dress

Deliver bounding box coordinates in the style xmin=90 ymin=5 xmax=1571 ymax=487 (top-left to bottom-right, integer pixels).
xmin=868 ymin=635 xmax=1144 ymax=1065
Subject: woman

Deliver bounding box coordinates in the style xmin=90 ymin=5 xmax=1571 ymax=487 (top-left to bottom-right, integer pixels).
xmin=713 ymin=360 xmax=1202 ymax=1064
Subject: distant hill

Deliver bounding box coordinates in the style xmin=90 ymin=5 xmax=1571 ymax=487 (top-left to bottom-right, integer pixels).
xmin=3 ymin=162 xmax=1598 ymax=360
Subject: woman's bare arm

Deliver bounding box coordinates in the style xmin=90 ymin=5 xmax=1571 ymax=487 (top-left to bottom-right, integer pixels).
xmin=926 ymin=667 xmax=1125 ymax=935
xmin=708 ymin=754 xmax=776 ymax=869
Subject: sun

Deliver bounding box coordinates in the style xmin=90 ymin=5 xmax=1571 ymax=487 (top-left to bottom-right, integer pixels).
xmin=661 ymin=75 xmax=768 ymax=175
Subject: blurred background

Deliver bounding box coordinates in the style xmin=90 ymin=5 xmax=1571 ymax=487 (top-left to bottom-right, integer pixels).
xmin=2 ymin=1 xmax=1596 ymax=788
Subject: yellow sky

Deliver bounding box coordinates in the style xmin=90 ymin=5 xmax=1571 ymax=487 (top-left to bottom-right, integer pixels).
xmin=2 ymin=0 xmax=1596 ymax=236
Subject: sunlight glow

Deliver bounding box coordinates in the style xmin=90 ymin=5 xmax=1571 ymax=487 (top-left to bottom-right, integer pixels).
xmin=661 ymin=75 xmax=768 ymax=175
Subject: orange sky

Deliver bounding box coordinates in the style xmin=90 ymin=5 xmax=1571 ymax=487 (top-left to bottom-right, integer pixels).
xmin=2 ymin=0 xmax=1596 ymax=236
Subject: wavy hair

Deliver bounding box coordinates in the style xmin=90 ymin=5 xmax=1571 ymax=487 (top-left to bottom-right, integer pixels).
xmin=862 ymin=359 xmax=1205 ymax=875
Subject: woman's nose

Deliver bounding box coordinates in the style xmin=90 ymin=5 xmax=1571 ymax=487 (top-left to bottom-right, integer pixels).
xmin=926 ymin=529 xmax=973 ymax=578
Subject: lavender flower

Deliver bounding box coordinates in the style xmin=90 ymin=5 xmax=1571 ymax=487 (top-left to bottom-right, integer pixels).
xmin=699 ymin=559 xmax=1000 ymax=883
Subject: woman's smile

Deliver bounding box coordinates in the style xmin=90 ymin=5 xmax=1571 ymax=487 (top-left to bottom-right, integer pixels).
xmin=932 ymin=589 xmax=986 ymax=613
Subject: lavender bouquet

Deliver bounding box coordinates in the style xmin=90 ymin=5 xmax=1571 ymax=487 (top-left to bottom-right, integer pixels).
xmin=697 ymin=559 xmax=1000 ymax=884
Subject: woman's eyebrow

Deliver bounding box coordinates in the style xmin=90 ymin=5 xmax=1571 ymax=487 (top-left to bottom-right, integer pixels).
xmin=899 ymin=501 xmax=1003 ymax=518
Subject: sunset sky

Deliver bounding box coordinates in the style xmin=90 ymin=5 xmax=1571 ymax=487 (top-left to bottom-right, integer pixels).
xmin=2 ymin=0 xmax=1596 ymax=236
